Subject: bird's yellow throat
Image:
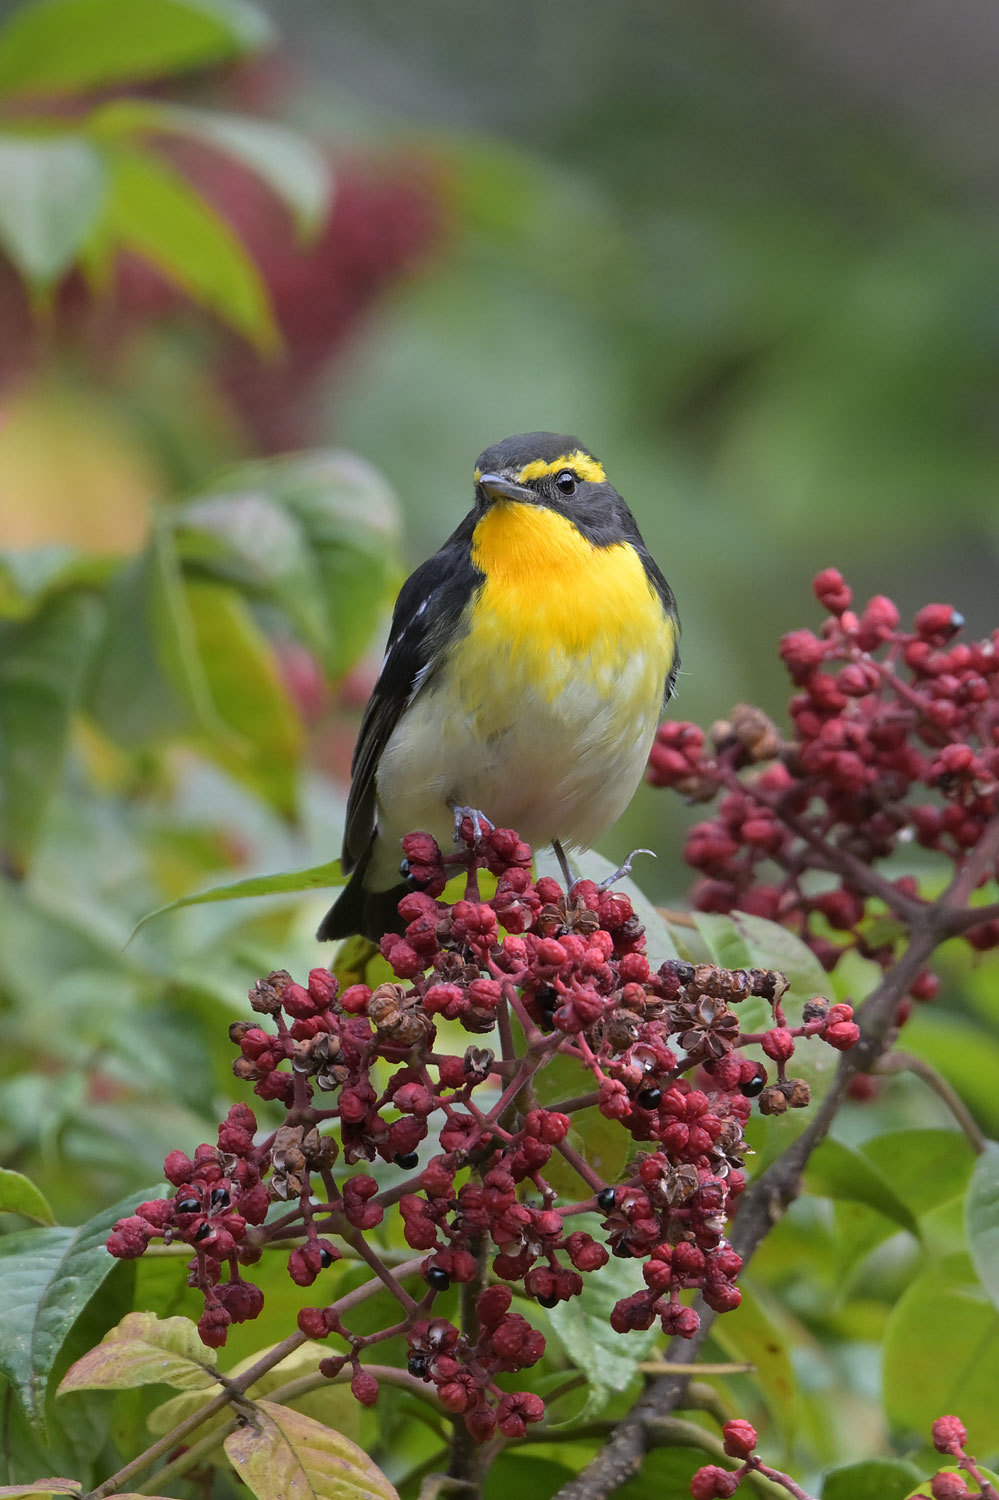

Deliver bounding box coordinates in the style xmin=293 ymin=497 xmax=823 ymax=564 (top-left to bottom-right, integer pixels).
xmin=464 ymin=501 xmax=675 ymax=694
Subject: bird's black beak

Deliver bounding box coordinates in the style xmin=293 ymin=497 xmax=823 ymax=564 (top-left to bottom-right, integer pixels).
xmin=476 ymin=472 xmax=535 ymax=505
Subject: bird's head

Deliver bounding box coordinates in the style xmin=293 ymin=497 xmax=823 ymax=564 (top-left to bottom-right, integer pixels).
xmin=472 ymin=432 xmax=632 ymax=543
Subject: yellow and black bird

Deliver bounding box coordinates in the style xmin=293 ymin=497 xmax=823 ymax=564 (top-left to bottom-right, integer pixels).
xmin=317 ymin=431 xmax=679 ymax=942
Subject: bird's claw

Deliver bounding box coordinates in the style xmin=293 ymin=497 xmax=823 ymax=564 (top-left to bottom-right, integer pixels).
xmin=597 ymin=848 xmax=655 ymax=890
xmin=452 ymin=805 xmax=494 ymax=846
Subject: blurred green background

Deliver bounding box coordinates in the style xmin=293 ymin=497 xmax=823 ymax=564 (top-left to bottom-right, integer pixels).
xmin=1 ymin=2 xmax=998 ymax=1489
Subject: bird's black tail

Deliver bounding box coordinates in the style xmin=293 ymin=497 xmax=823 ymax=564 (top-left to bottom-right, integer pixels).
xmin=315 ymin=841 xmax=408 ymax=942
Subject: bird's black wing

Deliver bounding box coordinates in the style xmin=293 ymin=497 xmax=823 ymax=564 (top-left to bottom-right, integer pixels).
xmin=340 ymin=516 xmax=480 ymax=872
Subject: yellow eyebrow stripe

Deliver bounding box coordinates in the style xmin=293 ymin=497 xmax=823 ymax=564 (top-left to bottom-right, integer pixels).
xmin=513 ymin=451 xmax=606 ymax=484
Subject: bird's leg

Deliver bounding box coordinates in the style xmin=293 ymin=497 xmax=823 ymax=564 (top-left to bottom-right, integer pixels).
xmin=596 ymin=848 xmax=656 ymax=890
xmin=552 ymin=839 xmax=575 ymax=889
xmin=451 ymin=805 xmax=494 ymax=847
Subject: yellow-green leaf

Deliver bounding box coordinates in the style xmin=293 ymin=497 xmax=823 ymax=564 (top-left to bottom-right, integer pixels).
xmin=0 ymin=0 xmax=273 ymax=98
xmin=58 ymin=1312 xmax=219 ymax=1395
xmin=224 ymin=1399 xmax=399 ymax=1500
xmin=101 ymin=146 xmax=277 ymax=350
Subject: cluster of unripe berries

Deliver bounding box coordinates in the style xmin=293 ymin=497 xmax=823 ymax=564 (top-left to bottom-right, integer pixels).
xmin=648 ymin=571 xmax=999 ymax=998
xmin=108 ymin=823 xmax=854 ymax=1439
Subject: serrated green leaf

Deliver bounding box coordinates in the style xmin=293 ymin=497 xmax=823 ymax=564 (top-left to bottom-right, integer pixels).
xmin=57 ymin=1312 xmax=218 ymax=1395
xmin=966 ymin=1139 xmax=999 ymax=1313
xmin=883 ymin=1251 xmax=999 ymax=1444
xmin=821 ymin=1457 xmax=922 ymax=1500
xmin=0 ymin=136 xmax=106 ymax=284
xmin=224 ymin=1399 xmax=399 ymax=1500
xmin=546 ymin=1226 xmax=657 ymax=1417
xmin=0 ymin=1170 xmax=55 ymax=1227
xmin=0 ymin=0 xmax=273 ymax=97
xmin=91 ymin=101 xmax=330 ymax=234
xmin=0 ymin=1188 xmax=155 ymax=1432
xmin=805 ymin=1137 xmax=920 ymax=1237
xmin=131 ymin=857 xmax=345 ymax=937
xmin=0 ymin=591 xmax=104 ymax=873
xmin=101 ymin=146 xmax=277 ymax=350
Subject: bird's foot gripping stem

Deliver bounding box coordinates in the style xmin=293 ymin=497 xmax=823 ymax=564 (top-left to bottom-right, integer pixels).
xmin=451 ymin=805 xmax=495 ymax=847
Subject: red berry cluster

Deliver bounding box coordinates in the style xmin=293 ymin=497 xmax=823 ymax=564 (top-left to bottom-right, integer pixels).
xmin=688 ymin=1413 xmax=998 ymax=1499
xmin=648 ymin=571 xmax=999 ymax=997
xmin=108 ymin=823 xmax=849 ymax=1439
xmin=107 ymin=1103 xmax=269 ymax=1347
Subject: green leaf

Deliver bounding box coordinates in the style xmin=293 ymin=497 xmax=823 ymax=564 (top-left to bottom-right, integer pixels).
xmin=805 ymin=1137 xmax=920 ymax=1238
xmin=57 ymin=1312 xmax=218 ymax=1395
xmin=546 ymin=1229 xmax=658 ymax=1416
xmin=861 ymin=1129 xmax=977 ymax=1218
xmin=184 ymin=579 xmax=302 ymax=816
xmin=182 ymin=451 xmax=401 ymax=681
xmin=616 ymin=1449 xmax=740 ymax=1499
xmin=224 ymin=1399 xmax=399 ymax=1500
xmin=483 ymin=1457 xmax=577 ymax=1500
xmin=0 ymin=136 xmax=106 ymax=285
xmin=0 ymin=1171 xmax=55 ymax=1227
xmin=883 ymin=1251 xmax=999 ymax=1444
xmin=0 ymin=0 xmax=273 ymax=97
xmin=91 ymin=101 xmax=330 ymax=235
xmin=0 ymin=1188 xmax=152 ymax=1432
xmin=85 ymin=552 xmax=191 ymax=746
xmin=532 ymin=1060 xmax=631 ymax=1202
xmin=131 ymin=857 xmax=345 ymax=937
xmin=102 ymin=146 xmax=277 ymax=350
xmin=0 ymin=548 xmax=113 ymax=622
xmin=0 ymin=591 xmax=104 ymax=873
xmin=821 ymin=1457 xmax=923 ymax=1500
xmin=966 ymin=1139 xmax=999 ymax=1313
xmin=710 ymin=1278 xmax=798 ymax=1444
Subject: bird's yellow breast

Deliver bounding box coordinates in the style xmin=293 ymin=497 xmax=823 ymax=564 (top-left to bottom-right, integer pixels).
xmin=450 ymin=501 xmax=674 ymax=717
xmin=465 ymin=500 xmax=670 ymax=680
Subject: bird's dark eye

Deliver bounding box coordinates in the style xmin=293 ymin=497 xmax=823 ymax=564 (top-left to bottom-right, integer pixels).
xmin=555 ymin=470 xmax=577 ymax=496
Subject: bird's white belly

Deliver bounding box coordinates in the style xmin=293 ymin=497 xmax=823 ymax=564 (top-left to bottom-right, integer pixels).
xmin=371 ymin=646 xmax=663 ymax=886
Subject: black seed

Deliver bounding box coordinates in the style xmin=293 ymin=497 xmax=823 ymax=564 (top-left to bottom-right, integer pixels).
xmin=395 ymin=1152 xmax=420 ymax=1169
xmin=536 ymin=1292 xmax=559 ymax=1308
xmin=596 ymin=1187 xmax=617 ymax=1212
xmin=320 ymin=1248 xmax=334 ymax=1267
xmin=210 ymin=1187 xmax=230 ymax=1209
xmin=175 ymin=1196 xmax=201 ymax=1215
xmin=408 ymin=1353 xmax=429 ymax=1376
xmin=637 ymin=1087 xmax=662 ymax=1110
xmin=194 ymin=1222 xmax=212 ymax=1241
xmin=740 ymin=1072 xmax=766 ymax=1098
xmin=535 ymin=984 xmax=558 ymax=1014
xmin=426 ymin=1266 xmax=451 ymax=1291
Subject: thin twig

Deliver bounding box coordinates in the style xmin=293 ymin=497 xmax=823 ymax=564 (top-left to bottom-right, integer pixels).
xmin=878 ymin=1051 xmax=988 ymax=1154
